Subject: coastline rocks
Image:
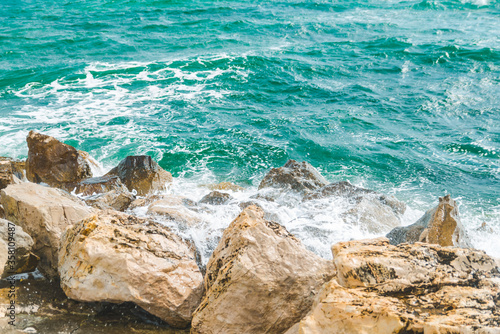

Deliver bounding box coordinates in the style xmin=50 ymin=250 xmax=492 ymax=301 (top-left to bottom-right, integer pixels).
xmin=147 ymin=196 xmax=202 ymax=226
xmin=0 ymin=219 xmax=38 ymax=278
xmin=0 ymin=157 xmax=26 ymax=180
xmin=203 ymin=182 xmax=244 ymax=192
xmin=191 ymin=205 xmax=335 ymax=334
xmin=305 ymin=181 xmax=406 ymax=234
xmin=58 ymin=210 xmax=204 ymax=328
xmin=0 ymin=160 xmax=15 ymax=190
xmin=199 ymin=191 xmax=232 ymax=205
xmin=75 ymin=175 xmax=135 ymax=211
xmin=258 ymin=160 xmax=328 ymax=194
xmin=386 ymin=195 xmax=471 ymax=248
xmin=105 ymin=156 xmax=172 ymax=196
xmin=26 ymin=131 xmax=93 ymax=190
xmin=1 ymin=183 xmax=95 ymax=278
xmin=287 ymin=238 xmax=500 ymax=333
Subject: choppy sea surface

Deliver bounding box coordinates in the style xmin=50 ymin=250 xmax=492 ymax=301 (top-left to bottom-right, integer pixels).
xmin=1 ymin=0 xmax=499 ymax=259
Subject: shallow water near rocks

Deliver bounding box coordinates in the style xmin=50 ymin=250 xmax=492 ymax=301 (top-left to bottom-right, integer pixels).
xmin=0 ymin=0 xmax=499 ymax=258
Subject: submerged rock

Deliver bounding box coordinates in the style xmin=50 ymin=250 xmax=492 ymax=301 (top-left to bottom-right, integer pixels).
xmin=386 ymin=195 xmax=471 ymax=248
xmin=203 ymin=182 xmax=244 ymax=192
xmin=287 ymin=238 xmax=500 ymax=334
xmin=1 ymin=183 xmax=95 ymax=278
xmin=26 ymin=131 xmax=93 ymax=191
xmin=105 ymin=156 xmax=172 ymax=196
xmin=191 ymin=205 xmax=335 ymax=334
xmin=305 ymin=181 xmax=406 ymax=234
xmin=258 ymin=159 xmax=328 ymax=194
xmin=58 ymin=210 xmax=204 ymax=328
xmin=199 ymin=191 xmax=233 ymax=205
xmin=0 ymin=219 xmax=38 ymax=278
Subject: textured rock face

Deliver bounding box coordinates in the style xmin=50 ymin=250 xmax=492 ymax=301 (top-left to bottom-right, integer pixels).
xmin=199 ymin=191 xmax=232 ymax=205
xmin=105 ymin=156 xmax=172 ymax=196
xmin=0 ymin=157 xmax=26 ymax=180
xmin=75 ymin=175 xmax=135 ymax=211
xmin=258 ymin=160 xmax=329 ymax=194
xmin=0 ymin=219 xmax=38 ymax=278
xmin=0 ymin=183 xmax=95 ymax=278
xmin=26 ymin=131 xmax=93 ymax=190
xmin=58 ymin=210 xmax=203 ymax=328
xmin=387 ymin=195 xmax=470 ymax=248
xmin=287 ymin=238 xmax=500 ymax=334
xmin=191 ymin=205 xmax=335 ymax=334
xmin=0 ymin=161 xmax=14 ymax=191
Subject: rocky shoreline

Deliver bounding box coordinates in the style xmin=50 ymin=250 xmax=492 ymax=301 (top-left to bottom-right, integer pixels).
xmin=1 ymin=132 xmax=499 ymax=333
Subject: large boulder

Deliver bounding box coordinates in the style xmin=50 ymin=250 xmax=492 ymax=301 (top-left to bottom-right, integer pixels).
xmin=287 ymin=238 xmax=500 ymax=334
xmin=58 ymin=210 xmax=203 ymax=328
xmin=387 ymin=195 xmax=471 ymax=248
xmin=105 ymin=156 xmax=172 ymax=196
xmin=258 ymin=160 xmax=328 ymax=194
xmin=1 ymin=183 xmax=95 ymax=278
xmin=0 ymin=219 xmax=38 ymax=278
xmin=75 ymin=175 xmax=135 ymax=211
xmin=191 ymin=205 xmax=335 ymax=334
xmin=26 ymin=131 xmax=93 ymax=190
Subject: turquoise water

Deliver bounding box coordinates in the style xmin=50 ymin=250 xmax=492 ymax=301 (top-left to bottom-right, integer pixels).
xmin=1 ymin=0 xmax=499 ymax=254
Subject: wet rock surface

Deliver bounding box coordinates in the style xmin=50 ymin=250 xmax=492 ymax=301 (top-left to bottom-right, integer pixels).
xmin=1 ymin=183 xmax=95 ymax=278
xmin=58 ymin=210 xmax=204 ymax=328
xmin=287 ymin=238 xmax=500 ymax=333
xmin=76 ymin=175 xmax=135 ymax=211
xmin=105 ymin=155 xmax=172 ymax=196
xmin=198 ymin=191 xmax=233 ymax=205
xmin=147 ymin=196 xmax=202 ymax=226
xmin=191 ymin=205 xmax=335 ymax=334
xmin=26 ymin=131 xmax=93 ymax=190
xmin=258 ymin=159 xmax=329 ymax=194
xmin=0 ymin=277 xmax=189 ymax=334
xmin=387 ymin=195 xmax=471 ymax=248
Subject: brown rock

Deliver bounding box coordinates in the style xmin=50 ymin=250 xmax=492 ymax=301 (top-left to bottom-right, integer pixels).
xmin=74 ymin=175 xmax=127 ymax=196
xmin=26 ymin=131 xmax=93 ymax=190
xmin=258 ymin=160 xmax=328 ymax=194
xmin=1 ymin=183 xmax=95 ymax=278
xmin=74 ymin=175 xmax=135 ymax=211
xmin=0 ymin=205 xmax=4 ymax=219
xmin=287 ymin=238 xmax=500 ymax=333
xmin=0 ymin=157 xmax=26 ymax=180
xmin=191 ymin=205 xmax=335 ymax=334
xmin=0 ymin=161 xmax=14 ymax=191
xmin=386 ymin=195 xmax=471 ymax=248
xmin=58 ymin=210 xmax=204 ymax=328
xmin=0 ymin=219 xmax=39 ymax=278
xmin=199 ymin=191 xmax=232 ymax=205
xmin=105 ymin=156 xmax=172 ymax=196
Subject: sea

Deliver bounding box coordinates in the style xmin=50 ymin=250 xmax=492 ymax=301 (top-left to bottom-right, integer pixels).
xmin=0 ymin=0 xmax=499 ymax=261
